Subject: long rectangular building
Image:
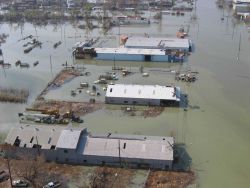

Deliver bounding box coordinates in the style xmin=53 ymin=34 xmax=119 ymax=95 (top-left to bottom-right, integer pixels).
xmin=5 ymin=125 xmax=174 ymax=170
xmin=124 ymin=37 xmax=192 ymax=52
xmin=105 ymin=84 xmax=181 ymax=106
xmin=95 ymin=47 xmax=185 ymax=62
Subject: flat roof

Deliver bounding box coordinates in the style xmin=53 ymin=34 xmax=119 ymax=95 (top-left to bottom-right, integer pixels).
xmin=5 ymin=124 xmax=63 ymax=150
xmin=106 ymin=84 xmax=180 ymax=101
xmin=125 ymin=37 xmax=190 ymax=49
xmin=82 ymin=134 xmax=174 ymax=161
xmin=95 ymin=47 xmax=166 ymax=56
xmin=56 ymin=129 xmax=82 ymax=149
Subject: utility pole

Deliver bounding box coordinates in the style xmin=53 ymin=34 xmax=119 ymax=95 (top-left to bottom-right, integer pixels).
xmin=7 ymin=157 xmax=13 ymax=188
xmin=50 ymin=55 xmax=53 ymax=78
xmin=113 ymin=50 xmax=116 ymax=70
xmin=1 ymin=144 xmax=14 ymax=188
xmin=118 ymin=139 xmax=121 ymax=166
xmin=236 ymin=33 xmax=241 ymax=62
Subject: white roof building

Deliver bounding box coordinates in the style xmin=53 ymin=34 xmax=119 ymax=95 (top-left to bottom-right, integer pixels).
xmin=124 ymin=37 xmax=191 ymax=50
xmin=82 ymin=135 xmax=174 ymax=161
xmin=105 ymin=84 xmax=181 ymax=106
xmin=56 ymin=129 xmax=82 ymax=149
xmin=5 ymin=124 xmax=62 ymax=149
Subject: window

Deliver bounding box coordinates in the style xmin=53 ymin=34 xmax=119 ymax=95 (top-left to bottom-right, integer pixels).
xmin=133 ymin=101 xmax=137 ymax=104
xmin=83 ymin=160 xmax=87 ymax=163
xmin=50 ymin=145 xmax=56 ymax=150
xmin=32 ymin=144 xmax=41 ymax=149
xmin=124 ymin=101 xmax=128 ymax=104
xmin=123 ymin=143 xmax=126 ymax=149
xmin=14 ymin=136 xmax=21 ymax=147
xmin=64 ymin=149 xmax=68 ymax=153
xmin=110 ymin=88 xmax=113 ymax=92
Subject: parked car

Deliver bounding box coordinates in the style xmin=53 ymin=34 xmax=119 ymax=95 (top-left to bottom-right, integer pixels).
xmin=0 ymin=170 xmax=9 ymax=182
xmin=43 ymin=181 xmax=61 ymax=188
xmin=12 ymin=179 xmax=29 ymax=187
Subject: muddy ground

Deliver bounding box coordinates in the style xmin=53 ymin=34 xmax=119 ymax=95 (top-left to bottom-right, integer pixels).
xmin=145 ymin=170 xmax=196 ymax=188
xmin=32 ymin=100 xmax=104 ymax=117
xmin=0 ymin=156 xmax=195 ymax=188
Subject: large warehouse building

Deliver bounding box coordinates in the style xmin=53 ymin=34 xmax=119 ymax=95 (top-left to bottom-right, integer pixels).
xmin=105 ymin=84 xmax=181 ymax=106
xmin=5 ymin=125 xmax=174 ymax=170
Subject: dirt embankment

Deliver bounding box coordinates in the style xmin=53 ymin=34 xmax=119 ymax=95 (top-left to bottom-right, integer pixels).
xmin=37 ymin=68 xmax=82 ymax=100
xmin=146 ymin=170 xmax=196 ymax=188
xmin=32 ymin=100 xmax=104 ymax=116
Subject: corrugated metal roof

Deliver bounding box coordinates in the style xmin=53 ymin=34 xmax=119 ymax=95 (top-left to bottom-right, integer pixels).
xmin=106 ymin=84 xmax=180 ymax=101
xmin=82 ymin=135 xmax=174 ymax=161
xmin=56 ymin=129 xmax=82 ymax=149
xmin=125 ymin=37 xmax=190 ymax=49
xmin=5 ymin=124 xmax=62 ymax=150
xmin=5 ymin=125 xmax=174 ymax=162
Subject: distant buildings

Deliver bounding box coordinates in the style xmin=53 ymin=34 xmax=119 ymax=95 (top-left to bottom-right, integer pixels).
xmin=5 ymin=124 xmax=174 ymax=170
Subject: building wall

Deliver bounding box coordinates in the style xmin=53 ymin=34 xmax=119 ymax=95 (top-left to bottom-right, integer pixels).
xmin=96 ymin=53 xmax=145 ymax=61
xmin=56 ymin=148 xmax=78 ymax=163
xmin=105 ymin=96 xmax=161 ymax=106
xmin=96 ymin=52 xmax=185 ymax=62
xmin=11 ymin=147 xmax=172 ymax=170
xmin=151 ymin=55 xmax=169 ymax=62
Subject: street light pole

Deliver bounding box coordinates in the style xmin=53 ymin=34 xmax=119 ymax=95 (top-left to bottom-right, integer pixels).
xmin=113 ymin=50 xmax=116 ymax=70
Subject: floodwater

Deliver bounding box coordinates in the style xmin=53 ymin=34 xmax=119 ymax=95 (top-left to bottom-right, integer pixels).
xmin=1 ymin=0 xmax=250 ymax=187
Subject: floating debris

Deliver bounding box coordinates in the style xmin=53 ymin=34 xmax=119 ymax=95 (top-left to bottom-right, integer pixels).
xmin=19 ymin=35 xmax=33 ymax=41
xmin=23 ymin=39 xmax=42 ymax=54
xmin=122 ymin=69 xmax=133 ymax=77
xmin=53 ymin=41 xmax=62 ymax=48
xmin=33 ymin=61 xmax=39 ymax=67
xmin=0 ymin=33 xmax=9 ymax=44
xmin=0 ymin=60 xmax=11 ymax=68
xmin=99 ymin=73 xmax=118 ymax=80
xmin=175 ymin=72 xmax=197 ymax=82
xmin=71 ymin=90 xmax=77 ymax=97
xmin=94 ymin=78 xmax=108 ymax=84
xmin=80 ymin=82 xmax=89 ymax=88
xmin=142 ymin=72 xmax=149 ymax=77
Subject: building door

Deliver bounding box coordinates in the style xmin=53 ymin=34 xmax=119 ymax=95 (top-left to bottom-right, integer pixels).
xmin=145 ymin=55 xmax=151 ymax=61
